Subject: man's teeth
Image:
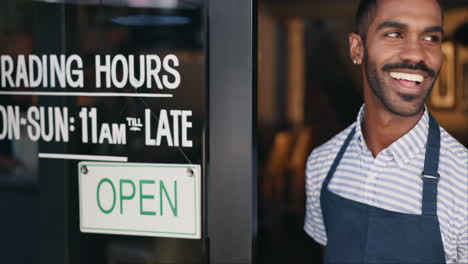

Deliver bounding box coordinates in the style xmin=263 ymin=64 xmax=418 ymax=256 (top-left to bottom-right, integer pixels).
xmin=389 ymin=72 xmax=424 ymax=83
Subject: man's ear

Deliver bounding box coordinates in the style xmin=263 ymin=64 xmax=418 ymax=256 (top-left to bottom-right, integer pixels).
xmin=349 ymin=33 xmax=364 ymax=65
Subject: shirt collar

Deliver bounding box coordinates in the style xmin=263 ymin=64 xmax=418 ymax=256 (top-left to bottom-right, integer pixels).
xmin=354 ymin=105 xmax=368 ymax=151
xmin=354 ymin=104 xmax=429 ymax=166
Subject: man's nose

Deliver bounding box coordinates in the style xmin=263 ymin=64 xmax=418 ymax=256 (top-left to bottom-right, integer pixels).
xmin=398 ymin=38 xmax=426 ymax=64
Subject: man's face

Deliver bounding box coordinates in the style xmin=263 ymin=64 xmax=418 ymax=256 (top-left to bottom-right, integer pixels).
xmin=363 ymin=0 xmax=443 ymax=117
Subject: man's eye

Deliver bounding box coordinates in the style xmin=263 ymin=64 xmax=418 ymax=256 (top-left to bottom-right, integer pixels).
xmin=385 ymin=32 xmax=401 ymax=38
xmin=424 ymin=35 xmax=441 ymax=42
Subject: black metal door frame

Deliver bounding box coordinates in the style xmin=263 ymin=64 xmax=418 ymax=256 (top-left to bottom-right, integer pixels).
xmin=207 ymin=0 xmax=258 ymax=263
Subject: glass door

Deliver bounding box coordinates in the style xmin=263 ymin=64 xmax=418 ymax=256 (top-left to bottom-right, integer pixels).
xmin=1 ymin=0 xmax=257 ymax=263
xmin=1 ymin=0 xmax=209 ymax=263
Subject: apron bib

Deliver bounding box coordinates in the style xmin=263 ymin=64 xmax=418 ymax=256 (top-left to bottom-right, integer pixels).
xmin=320 ymin=114 xmax=446 ymax=264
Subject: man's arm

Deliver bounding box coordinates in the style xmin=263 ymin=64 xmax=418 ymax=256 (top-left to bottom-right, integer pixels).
xmin=304 ymin=150 xmax=328 ymax=246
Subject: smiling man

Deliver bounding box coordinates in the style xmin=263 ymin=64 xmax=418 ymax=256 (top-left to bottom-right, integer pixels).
xmin=304 ymin=0 xmax=468 ymax=263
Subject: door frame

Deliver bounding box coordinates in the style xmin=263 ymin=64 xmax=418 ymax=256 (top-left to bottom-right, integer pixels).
xmin=207 ymin=0 xmax=258 ymax=263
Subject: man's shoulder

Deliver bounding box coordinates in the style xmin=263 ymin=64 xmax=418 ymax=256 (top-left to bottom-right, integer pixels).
xmin=439 ymin=126 xmax=468 ymax=165
xmin=438 ymin=126 xmax=468 ymax=204
xmin=307 ymin=123 xmax=356 ymax=168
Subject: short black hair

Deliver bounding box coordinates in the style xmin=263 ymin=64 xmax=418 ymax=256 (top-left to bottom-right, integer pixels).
xmin=354 ymin=0 xmax=444 ymax=38
xmin=355 ymin=0 xmax=377 ymax=37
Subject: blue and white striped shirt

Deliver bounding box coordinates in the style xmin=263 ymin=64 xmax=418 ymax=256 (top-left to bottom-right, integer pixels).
xmin=304 ymin=105 xmax=468 ymax=264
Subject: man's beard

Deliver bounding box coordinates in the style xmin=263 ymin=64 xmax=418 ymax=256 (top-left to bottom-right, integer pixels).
xmin=363 ymin=49 xmax=438 ymax=117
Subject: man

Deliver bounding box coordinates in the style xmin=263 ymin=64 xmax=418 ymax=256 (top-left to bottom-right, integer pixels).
xmin=304 ymin=0 xmax=468 ymax=263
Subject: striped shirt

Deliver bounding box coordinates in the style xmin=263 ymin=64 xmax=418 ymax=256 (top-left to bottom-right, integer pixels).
xmin=304 ymin=105 xmax=468 ymax=264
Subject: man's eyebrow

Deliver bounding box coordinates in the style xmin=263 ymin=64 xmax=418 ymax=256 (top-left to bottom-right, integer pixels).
xmin=376 ymin=21 xmax=444 ymax=35
xmin=424 ymin=25 xmax=444 ymax=35
xmin=376 ymin=21 xmax=407 ymax=31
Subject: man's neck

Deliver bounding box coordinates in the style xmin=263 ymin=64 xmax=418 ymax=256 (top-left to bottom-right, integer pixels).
xmin=361 ymin=104 xmax=424 ymax=158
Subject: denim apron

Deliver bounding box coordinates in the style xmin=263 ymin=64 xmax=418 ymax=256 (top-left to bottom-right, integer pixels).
xmin=320 ymin=114 xmax=446 ymax=264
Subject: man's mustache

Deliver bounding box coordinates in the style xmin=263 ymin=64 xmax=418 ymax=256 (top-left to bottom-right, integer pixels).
xmin=382 ymin=61 xmax=436 ymax=78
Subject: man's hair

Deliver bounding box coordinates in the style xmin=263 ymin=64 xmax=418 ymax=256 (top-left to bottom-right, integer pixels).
xmin=354 ymin=0 xmax=444 ymax=38
xmin=355 ymin=0 xmax=378 ymax=38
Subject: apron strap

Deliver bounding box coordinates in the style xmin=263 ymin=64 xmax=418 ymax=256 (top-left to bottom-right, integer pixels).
xmin=321 ymin=126 xmax=356 ymax=234
xmin=421 ymin=113 xmax=441 ymax=216
xmin=322 ymin=126 xmax=356 ymax=189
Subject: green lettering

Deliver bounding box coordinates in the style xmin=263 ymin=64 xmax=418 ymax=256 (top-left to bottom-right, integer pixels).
xmin=96 ymin=178 xmax=116 ymax=214
xmin=139 ymin=180 xmax=156 ymax=216
xmin=119 ymin=179 xmax=135 ymax=214
xmin=160 ymin=180 xmax=178 ymax=216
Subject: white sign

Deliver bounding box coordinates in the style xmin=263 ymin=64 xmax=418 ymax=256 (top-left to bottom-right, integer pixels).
xmin=78 ymin=162 xmax=201 ymax=239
